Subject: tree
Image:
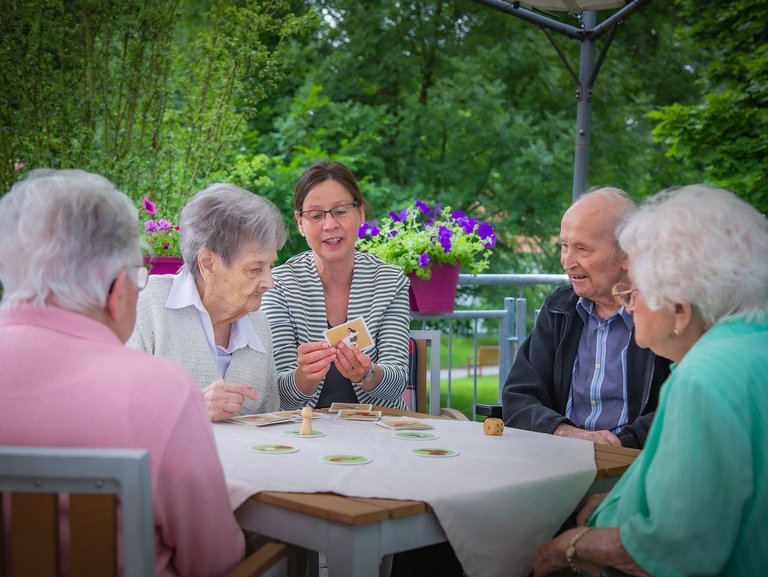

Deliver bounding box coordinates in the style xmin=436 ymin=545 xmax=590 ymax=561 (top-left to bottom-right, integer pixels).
xmin=0 ymin=0 xmax=308 ymax=216
xmin=648 ymin=0 xmax=768 ymax=211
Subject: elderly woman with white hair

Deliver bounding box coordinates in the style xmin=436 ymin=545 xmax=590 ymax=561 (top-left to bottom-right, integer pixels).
xmin=533 ymin=185 xmax=768 ymax=577
xmin=128 ymin=184 xmax=288 ymax=421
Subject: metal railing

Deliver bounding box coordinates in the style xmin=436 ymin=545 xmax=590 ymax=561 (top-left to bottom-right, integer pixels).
xmin=412 ymin=273 xmax=569 ymax=419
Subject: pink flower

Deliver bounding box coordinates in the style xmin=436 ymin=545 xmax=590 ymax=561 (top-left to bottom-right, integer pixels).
xmin=142 ymin=197 xmax=157 ymax=215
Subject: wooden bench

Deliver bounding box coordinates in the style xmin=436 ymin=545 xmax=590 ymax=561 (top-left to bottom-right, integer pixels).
xmin=467 ymin=345 xmax=499 ymax=376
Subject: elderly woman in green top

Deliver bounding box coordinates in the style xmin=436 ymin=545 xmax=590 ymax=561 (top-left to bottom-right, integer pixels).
xmin=533 ymin=185 xmax=768 ymax=577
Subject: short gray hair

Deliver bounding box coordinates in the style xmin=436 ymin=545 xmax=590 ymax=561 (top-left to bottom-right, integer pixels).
xmin=180 ymin=183 xmax=288 ymax=278
xmin=0 ymin=169 xmax=141 ymax=312
xmin=618 ymin=184 xmax=768 ymax=326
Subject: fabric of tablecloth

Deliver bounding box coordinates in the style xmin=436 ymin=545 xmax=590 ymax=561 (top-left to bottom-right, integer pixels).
xmin=213 ymin=417 xmax=596 ymax=577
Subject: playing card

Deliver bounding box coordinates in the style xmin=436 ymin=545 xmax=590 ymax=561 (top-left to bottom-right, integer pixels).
xmin=323 ymin=316 xmax=374 ymax=350
xmin=328 ymin=402 xmax=373 ymax=413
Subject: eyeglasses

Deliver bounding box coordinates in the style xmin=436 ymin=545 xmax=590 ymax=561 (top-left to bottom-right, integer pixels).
xmin=298 ymin=200 xmax=360 ymax=224
xmin=612 ymin=283 xmax=638 ymax=308
xmin=132 ymin=265 xmax=149 ymax=291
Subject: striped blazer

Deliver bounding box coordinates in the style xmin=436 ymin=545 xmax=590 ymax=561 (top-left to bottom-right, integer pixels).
xmin=261 ymin=250 xmax=411 ymax=410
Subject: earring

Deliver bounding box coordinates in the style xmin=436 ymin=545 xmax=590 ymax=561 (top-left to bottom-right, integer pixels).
xmin=673 ymin=328 xmax=680 ymax=337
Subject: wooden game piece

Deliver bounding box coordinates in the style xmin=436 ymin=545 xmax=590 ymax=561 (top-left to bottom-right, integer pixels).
xmin=300 ymin=407 xmax=314 ymax=435
xmin=483 ymin=417 xmax=504 ymax=436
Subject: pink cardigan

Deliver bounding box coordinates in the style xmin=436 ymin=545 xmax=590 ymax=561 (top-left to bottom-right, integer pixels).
xmin=0 ymin=305 xmax=244 ymax=577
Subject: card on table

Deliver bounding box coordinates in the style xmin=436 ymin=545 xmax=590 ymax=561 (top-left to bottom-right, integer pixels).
xmin=337 ymin=409 xmax=382 ymax=421
xmin=376 ymin=419 xmax=434 ymax=430
xmin=323 ymin=317 xmax=373 ymax=350
xmin=228 ymin=413 xmax=292 ymax=427
xmin=328 ymin=402 xmax=373 ymax=413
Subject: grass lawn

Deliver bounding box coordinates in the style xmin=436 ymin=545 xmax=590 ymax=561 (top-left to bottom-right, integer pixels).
xmin=439 ymin=334 xmax=499 ymax=369
xmin=437 ymin=374 xmax=501 ymax=421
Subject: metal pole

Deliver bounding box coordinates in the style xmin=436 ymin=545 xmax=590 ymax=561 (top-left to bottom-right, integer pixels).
xmin=573 ymin=10 xmax=596 ymax=200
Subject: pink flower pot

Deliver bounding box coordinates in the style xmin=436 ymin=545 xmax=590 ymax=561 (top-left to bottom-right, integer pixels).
xmin=144 ymin=255 xmax=183 ymax=275
xmin=407 ymin=263 xmax=460 ymax=313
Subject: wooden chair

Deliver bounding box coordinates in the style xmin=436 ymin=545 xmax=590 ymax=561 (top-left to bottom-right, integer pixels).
xmin=0 ymin=446 xmax=286 ymax=577
xmin=408 ymin=330 xmax=468 ymax=420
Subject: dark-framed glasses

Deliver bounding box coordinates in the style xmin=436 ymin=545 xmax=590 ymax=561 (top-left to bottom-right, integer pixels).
xmin=612 ymin=283 xmax=638 ymax=308
xmin=298 ymin=200 xmax=360 ymax=224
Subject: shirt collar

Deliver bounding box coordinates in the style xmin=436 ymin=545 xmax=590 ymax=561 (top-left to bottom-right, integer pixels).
xmin=165 ymin=269 xmax=266 ymax=353
xmin=576 ymin=296 xmax=634 ymax=331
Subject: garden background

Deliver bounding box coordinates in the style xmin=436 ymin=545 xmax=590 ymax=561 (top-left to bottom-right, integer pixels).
xmin=2 ymin=0 xmax=766 ymax=315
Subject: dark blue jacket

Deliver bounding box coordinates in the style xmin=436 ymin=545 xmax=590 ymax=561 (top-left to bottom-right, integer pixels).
xmin=502 ymin=285 xmax=670 ymax=449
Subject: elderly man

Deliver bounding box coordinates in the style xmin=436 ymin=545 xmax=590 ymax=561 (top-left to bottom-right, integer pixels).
xmin=0 ymin=169 xmax=244 ymax=576
xmin=502 ymin=187 xmax=670 ymax=448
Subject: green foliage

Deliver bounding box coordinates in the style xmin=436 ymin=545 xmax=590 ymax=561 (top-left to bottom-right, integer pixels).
xmin=357 ymin=201 xmax=496 ymax=279
xmin=0 ymin=0 xmax=308 ymax=218
xmin=648 ymin=0 xmax=768 ymax=212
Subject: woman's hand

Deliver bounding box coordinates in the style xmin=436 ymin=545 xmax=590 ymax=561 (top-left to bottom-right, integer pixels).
xmin=334 ymin=342 xmax=376 ymax=389
xmin=203 ymin=381 xmax=260 ymax=422
xmin=294 ymin=341 xmax=336 ymax=394
xmin=576 ymin=493 xmax=608 ymax=526
xmin=532 ymin=528 xmax=578 ymax=576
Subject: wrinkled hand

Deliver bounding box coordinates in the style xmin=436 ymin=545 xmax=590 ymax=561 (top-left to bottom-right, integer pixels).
xmin=576 ymin=493 xmax=608 ymax=526
xmin=203 ymin=381 xmax=259 ymax=422
xmin=532 ymin=528 xmax=575 ymax=576
xmin=334 ymin=342 xmax=372 ymax=384
xmin=554 ymin=423 xmax=622 ymax=447
xmin=295 ymin=341 xmax=336 ymax=392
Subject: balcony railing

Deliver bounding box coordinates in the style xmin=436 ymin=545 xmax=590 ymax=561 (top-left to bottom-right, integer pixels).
xmin=411 ymin=273 xmax=569 ymax=419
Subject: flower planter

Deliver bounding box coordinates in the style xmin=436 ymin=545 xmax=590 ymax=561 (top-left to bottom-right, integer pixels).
xmin=144 ymin=255 xmax=183 ymax=275
xmin=407 ymin=263 xmax=460 ymax=313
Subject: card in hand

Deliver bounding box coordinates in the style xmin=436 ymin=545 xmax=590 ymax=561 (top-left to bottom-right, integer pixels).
xmin=323 ymin=316 xmax=374 ymax=350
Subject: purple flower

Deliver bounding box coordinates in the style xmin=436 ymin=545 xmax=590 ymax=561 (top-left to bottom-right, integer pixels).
xmin=144 ymin=219 xmax=159 ymax=233
xmin=156 ymin=219 xmax=173 ymax=232
xmin=370 ymin=219 xmax=380 ymax=236
xmin=451 ymin=210 xmax=466 ymax=219
xmin=478 ymin=222 xmax=496 ymax=248
xmin=415 ymin=200 xmax=431 ymax=215
xmin=358 ymin=223 xmax=370 ymax=239
xmin=418 ymin=253 xmax=430 ymax=268
xmin=390 ymin=208 xmax=408 ymax=222
xmin=437 ymin=226 xmax=453 ymax=253
xmin=142 ymin=197 xmax=157 ymax=215
xmin=389 ymin=229 xmax=399 ymax=238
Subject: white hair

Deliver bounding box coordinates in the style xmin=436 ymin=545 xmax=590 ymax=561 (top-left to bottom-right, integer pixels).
xmin=180 ymin=183 xmax=288 ymax=278
xmin=618 ymin=184 xmax=768 ymax=326
xmin=0 ymin=169 xmax=141 ymax=312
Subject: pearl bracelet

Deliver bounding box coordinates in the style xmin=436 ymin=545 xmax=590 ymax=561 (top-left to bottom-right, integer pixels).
xmin=565 ymin=526 xmax=592 ymax=573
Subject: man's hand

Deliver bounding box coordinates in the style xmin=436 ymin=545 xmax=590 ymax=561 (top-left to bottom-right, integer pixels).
xmin=554 ymin=423 xmax=622 ymax=446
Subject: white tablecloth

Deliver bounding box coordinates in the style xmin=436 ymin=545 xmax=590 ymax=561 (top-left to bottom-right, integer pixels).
xmin=214 ymin=417 xmax=596 ymax=577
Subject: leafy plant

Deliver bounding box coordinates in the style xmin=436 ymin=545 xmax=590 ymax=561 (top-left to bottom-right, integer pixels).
xmin=357 ymin=200 xmax=496 ymax=279
xmin=140 ymin=197 xmax=180 ymax=257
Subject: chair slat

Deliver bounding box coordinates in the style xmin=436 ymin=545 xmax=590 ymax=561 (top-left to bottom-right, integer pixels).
xmin=70 ymin=494 xmax=118 ymax=577
xmin=10 ymin=493 xmax=58 ymax=577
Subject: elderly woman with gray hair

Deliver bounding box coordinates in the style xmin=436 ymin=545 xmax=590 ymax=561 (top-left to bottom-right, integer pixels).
xmin=533 ymin=185 xmax=768 ymax=577
xmin=128 ymin=184 xmax=288 ymax=421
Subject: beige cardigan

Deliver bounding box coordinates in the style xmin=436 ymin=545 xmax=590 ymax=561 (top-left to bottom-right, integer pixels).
xmin=127 ymin=275 xmax=280 ymax=415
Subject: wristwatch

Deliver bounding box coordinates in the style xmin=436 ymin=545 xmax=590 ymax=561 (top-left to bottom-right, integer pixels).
xmin=353 ymin=364 xmax=376 ymax=386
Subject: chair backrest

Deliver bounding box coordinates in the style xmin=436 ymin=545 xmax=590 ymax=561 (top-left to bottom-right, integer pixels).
xmin=407 ymin=329 xmax=442 ymax=415
xmin=0 ymin=446 xmax=154 ymax=577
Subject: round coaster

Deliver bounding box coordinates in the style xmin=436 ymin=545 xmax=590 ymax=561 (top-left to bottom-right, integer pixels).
xmin=392 ymin=431 xmax=439 ymax=441
xmin=320 ymin=454 xmax=371 ymax=465
xmin=249 ymin=444 xmax=298 ymax=454
xmin=281 ymin=429 xmax=326 ymax=438
xmin=409 ymin=448 xmax=459 ymax=458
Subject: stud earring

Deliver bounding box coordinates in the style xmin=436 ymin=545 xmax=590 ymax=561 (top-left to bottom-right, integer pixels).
xmin=673 ymin=328 xmax=680 ymax=336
